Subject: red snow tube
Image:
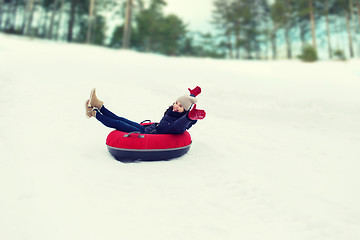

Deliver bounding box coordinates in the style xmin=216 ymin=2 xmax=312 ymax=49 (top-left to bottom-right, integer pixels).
xmin=106 ymin=123 xmax=192 ymax=162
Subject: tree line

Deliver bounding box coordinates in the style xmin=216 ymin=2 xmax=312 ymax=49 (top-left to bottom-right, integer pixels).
xmin=213 ymin=0 xmax=360 ymax=60
xmin=0 ymin=0 xmax=201 ymax=56
xmin=0 ymin=0 xmax=359 ymax=60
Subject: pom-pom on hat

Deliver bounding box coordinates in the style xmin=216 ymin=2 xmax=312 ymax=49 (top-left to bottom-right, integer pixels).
xmin=176 ymin=95 xmax=197 ymax=111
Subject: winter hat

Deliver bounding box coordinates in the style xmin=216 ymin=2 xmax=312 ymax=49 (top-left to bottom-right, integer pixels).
xmin=176 ymin=95 xmax=197 ymax=111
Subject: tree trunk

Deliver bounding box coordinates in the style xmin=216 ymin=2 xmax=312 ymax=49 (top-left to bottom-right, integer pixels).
xmin=284 ymin=0 xmax=292 ymax=59
xmin=334 ymin=17 xmax=343 ymax=50
xmin=299 ymin=22 xmax=307 ymax=49
xmin=0 ymin=0 xmax=4 ymax=29
xmin=356 ymin=0 xmax=360 ymax=30
xmin=145 ymin=38 xmax=151 ymax=52
xmin=345 ymin=10 xmax=354 ymax=57
xmin=25 ymin=0 xmax=35 ymax=36
xmin=325 ymin=0 xmax=332 ymax=58
xmin=48 ymin=0 xmax=59 ymax=39
xmin=67 ymin=0 xmax=77 ymax=42
xmin=309 ymin=0 xmax=317 ymax=51
xmin=122 ymin=0 xmax=133 ymax=49
xmin=226 ymin=29 xmax=233 ymax=59
xmin=86 ymin=0 xmax=95 ymax=43
xmin=234 ymin=22 xmax=240 ymax=59
xmin=349 ymin=0 xmax=358 ymax=56
xmin=4 ymin=0 xmax=13 ymax=30
xmin=5 ymin=0 xmax=18 ymax=31
xmin=41 ymin=9 xmax=49 ymax=38
xmin=271 ymin=27 xmax=277 ymax=60
xmin=284 ymin=28 xmax=291 ymax=59
xmin=357 ymin=0 xmax=360 ymax=56
xmin=6 ymin=0 xmax=19 ymax=31
xmin=21 ymin=0 xmax=31 ymax=34
xmin=349 ymin=0 xmax=356 ymax=32
xmin=12 ymin=0 xmax=20 ymax=32
xmin=55 ymin=0 xmax=65 ymax=40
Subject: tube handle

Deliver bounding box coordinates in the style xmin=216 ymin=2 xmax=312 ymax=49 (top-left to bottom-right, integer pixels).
xmin=123 ymin=132 xmax=145 ymax=138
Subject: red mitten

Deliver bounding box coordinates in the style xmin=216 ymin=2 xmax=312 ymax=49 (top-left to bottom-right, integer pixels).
xmin=188 ymin=104 xmax=206 ymax=120
xmin=188 ymin=86 xmax=201 ymax=97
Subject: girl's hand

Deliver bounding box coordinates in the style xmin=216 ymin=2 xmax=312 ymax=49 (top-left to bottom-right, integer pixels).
xmin=188 ymin=86 xmax=201 ymax=97
xmin=188 ymin=104 xmax=206 ymax=120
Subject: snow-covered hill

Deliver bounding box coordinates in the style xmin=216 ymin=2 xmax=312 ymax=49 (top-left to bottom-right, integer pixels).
xmin=1 ymin=34 xmax=359 ymax=240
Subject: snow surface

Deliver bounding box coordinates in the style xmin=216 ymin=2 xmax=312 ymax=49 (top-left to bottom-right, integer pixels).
xmin=1 ymin=33 xmax=360 ymax=240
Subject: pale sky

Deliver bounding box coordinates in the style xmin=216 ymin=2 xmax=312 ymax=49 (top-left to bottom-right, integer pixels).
xmin=144 ymin=0 xmax=274 ymax=34
xmin=161 ymin=0 xmax=275 ymax=33
xmin=162 ymin=0 xmax=215 ymax=33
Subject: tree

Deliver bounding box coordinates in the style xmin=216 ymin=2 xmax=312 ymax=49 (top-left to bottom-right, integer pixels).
xmin=133 ymin=0 xmax=187 ymax=55
xmin=109 ymin=25 xmax=124 ymax=48
xmin=308 ymin=0 xmax=317 ymax=51
xmin=0 ymin=0 xmax=4 ymax=30
xmin=344 ymin=5 xmax=354 ymax=57
xmin=298 ymin=44 xmax=318 ymax=61
xmin=122 ymin=0 xmax=132 ymax=48
xmin=212 ymin=0 xmax=234 ymax=58
xmin=334 ymin=0 xmax=354 ymax=57
xmin=135 ymin=0 xmax=166 ymax=52
xmin=157 ymin=14 xmax=186 ymax=55
xmin=212 ymin=0 xmax=270 ymax=59
xmin=24 ymin=0 xmax=36 ymax=36
xmin=91 ymin=15 xmax=106 ymax=45
xmin=2 ymin=0 xmax=359 ymax=60
xmin=48 ymin=0 xmax=59 ymax=39
xmin=271 ymin=0 xmax=293 ymax=58
xmin=54 ymin=0 xmax=65 ymax=40
xmin=292 ymin=0 xmax=309 ymax=48
xmin=269 ymin=1 xmax=283 ymax=59
xmin=250 ymin=0 xmax=270 ymax=59
xmin=3 ymin=0 xmax=21 ymax=33
xmin=86 ymin=0 xmax=95 ymax=43
xmin=356 ymin=0 xmax=360 ymax=31
xmin=324 ymin=0 xmax=333 ymax=58
xmin=38 ymin=0 xmax=54 ymax=38
xmin=68 ymin=0 xmax=77 ymax=42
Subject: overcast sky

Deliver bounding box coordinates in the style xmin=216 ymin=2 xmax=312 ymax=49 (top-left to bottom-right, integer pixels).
xmin=142 ymin=0 xmax=274 ymax=34
xmin=162 ymin=0 xmax=215 ymax=33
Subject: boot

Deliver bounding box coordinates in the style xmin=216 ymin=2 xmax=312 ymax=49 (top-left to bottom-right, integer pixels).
xmin=89 ymin=88 xmax=103 ymax=109
xmin=85 ymin=100 xmax=97 ymax=118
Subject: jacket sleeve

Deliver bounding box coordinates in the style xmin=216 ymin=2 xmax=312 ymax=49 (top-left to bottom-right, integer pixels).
xmin=186 ymin=119 xmax=197 ymax=130
xmin=157 ymin=115 xmax=195 ymax=134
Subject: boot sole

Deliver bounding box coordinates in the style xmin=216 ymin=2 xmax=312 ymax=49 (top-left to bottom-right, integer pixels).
xmin=89 ymin=88 xmax=95 ymax=107
xmin=85 ymin=100 xmax=92 ymax=118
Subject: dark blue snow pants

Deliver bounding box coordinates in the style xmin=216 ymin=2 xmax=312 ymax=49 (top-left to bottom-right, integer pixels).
xmin=95 ymin=106 xmax=146 ymax=133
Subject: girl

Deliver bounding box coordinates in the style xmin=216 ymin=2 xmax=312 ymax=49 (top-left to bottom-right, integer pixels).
xmin=85 ymin=87 xmax=206 ymax=134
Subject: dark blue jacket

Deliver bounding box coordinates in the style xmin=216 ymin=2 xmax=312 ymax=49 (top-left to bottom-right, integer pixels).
xmin=144 ymin=107 xmax=197 ymax=134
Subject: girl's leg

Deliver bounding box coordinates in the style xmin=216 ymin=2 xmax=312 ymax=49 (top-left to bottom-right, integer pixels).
xmin=98 ymin=105 xmax=120 ymax=119
xmin=99 ymin=105 xmax=145 ymax=129
xmin=95 ymin=111 xmax=145 ymax=133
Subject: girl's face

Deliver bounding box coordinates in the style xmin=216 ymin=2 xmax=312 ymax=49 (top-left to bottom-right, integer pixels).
xmin=173 ymin=101 xmax=185 ymax=113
